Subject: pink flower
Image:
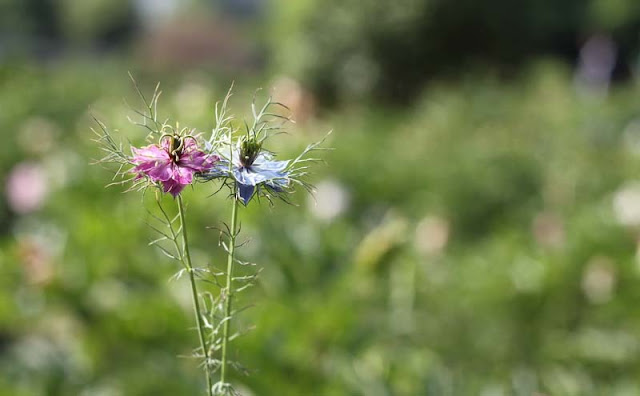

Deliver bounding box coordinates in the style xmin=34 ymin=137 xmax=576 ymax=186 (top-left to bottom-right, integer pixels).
xmin=131 ymin=136 xmax=218 ymax=196
xmin=6 ymin=162 xmax=49 ymax=214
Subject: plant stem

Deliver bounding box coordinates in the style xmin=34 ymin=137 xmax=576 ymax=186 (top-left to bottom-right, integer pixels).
xmin=220 ymin=190 xmax=239 ymax=388
xmin=177 ymin=195 xmax=214 ymax=396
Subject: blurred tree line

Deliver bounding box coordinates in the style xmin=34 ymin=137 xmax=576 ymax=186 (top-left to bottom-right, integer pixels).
xmin=2 ymin=0 xmax=639 ymax=104
xmin=0 ymin=0 xmax=136 ymax=54
xmin=269 ymin=0 xmax=640 ymax=104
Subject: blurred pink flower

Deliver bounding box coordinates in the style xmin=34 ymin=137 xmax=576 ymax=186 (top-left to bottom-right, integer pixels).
xmin=272 ymin=76 xmax=316 ymax=123
xmin=6 ymin=162 xmax=49 ymax=214
xmin=131 ymin=136 xmax=218 ymax=196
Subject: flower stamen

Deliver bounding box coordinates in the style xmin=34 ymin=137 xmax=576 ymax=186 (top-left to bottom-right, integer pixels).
xmin=239 ymin=135 xmax=263 ymax=167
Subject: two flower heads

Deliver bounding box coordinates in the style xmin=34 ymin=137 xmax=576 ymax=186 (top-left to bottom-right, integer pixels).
xmin=95 ymin=85 xmax=328 ymax=206
xmin=131 ymin=128 xmax=292 ymax=205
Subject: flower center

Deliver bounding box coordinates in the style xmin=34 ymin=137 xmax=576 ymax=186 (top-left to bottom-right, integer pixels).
xmin=168 ymin=135 xmax=183 ymax=163
xmin=239 ymin=136 xmax=262 ymax=168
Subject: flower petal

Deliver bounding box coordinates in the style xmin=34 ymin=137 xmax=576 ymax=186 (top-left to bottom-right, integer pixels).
xmin=172 ymin=164 xmax=194 ymax=185
xmin=182 ymin=137 xmax=198 ymax=151
xmin=131 ymin=144 xmax=169 ymax=164
xmin=266 ymin=178 xmax=289 ymax=192
xmin=146 ymin=162 xmax=173 ymax=182
xmin=233 ymin=167 xmax=252 ymax=185
xmin=253 ymin=153 xmax=289 ymax=172
xmin=251 ymin=162 xmax=289 ymax=183
xmin=181 ymin=151 xmax=219 ymax=172
xmin=133 ymin=161 xmax=159 ymax=174
xmin=162 ymin=180 xmax=185 ymax=197
xmin=237 ymin=183 xmax=255 ymax=205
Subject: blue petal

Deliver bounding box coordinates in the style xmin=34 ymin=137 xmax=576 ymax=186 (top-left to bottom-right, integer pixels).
xmin=233 ymin=167 xmax=256 ymax=185
xmin=252 ymin=165 xmax=289 ymax=181
xmin=237 ymin=183 xmax=255 ymax=205
xmin=265 ymin=177 xmax=290 ymax=192
xmin=202 ymin=161 xmax=230 ymax=180
xmin=253 ymin=153 xmax=289 ymax=172
xmin=232 ymin=165 xmax=286 ymax=186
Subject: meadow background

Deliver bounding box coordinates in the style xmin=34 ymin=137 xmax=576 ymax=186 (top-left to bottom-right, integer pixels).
xmin=2 ymin=0 xmax=640 ymax=395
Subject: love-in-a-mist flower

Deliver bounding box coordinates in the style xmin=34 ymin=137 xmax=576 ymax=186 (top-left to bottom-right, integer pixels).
xmin=93 ymin=79 xmax=241 ymax=396
xmin=132 ymin=134 xmax=218 ymax=196
xmin=206 ymin=134 xmax=291 ymax=205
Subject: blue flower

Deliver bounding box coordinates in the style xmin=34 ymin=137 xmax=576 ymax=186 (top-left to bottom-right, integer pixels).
xmin=205 ymin=137 xmax=291 ymax=205
xmin=201 ymin=90 xmax=330 ymax=206
xmin=231 ymin=150 xmax=290 ymax=205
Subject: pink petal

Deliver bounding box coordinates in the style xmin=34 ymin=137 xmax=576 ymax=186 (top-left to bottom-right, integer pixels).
xmin=133 ymin=160 xmax=159 ymax=173
xmin=147 ymin=162 xmax=173 ymax=182
xmin=160 ymin=137 xmax=172 ymax=151
xmin=129 ymin=140 xmax=213 ymax=196
xmin=182 ymin=138 xmax=198 ymax=151
xmin=172 ymin=164 xmax=194 ymax=185
xmin=162 ymin=180 xmax=185 ymax=197
xmin=181 ymin=151 xmax=219 ymax=171
xmin=131 ymin=144 xmax=169 ymax=164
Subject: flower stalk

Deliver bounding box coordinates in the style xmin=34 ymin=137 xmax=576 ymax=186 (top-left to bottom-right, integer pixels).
xmin=219 ymin=134 xmax=241 ymax=390
xmin=177 ymin=195 xmax=214 ymax=396
xmin=219 ymin=188 xmax=239 ymax=390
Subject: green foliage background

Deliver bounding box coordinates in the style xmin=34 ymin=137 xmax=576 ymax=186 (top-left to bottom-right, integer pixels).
xmin=1 ymin=1 xmax=640 ymax=395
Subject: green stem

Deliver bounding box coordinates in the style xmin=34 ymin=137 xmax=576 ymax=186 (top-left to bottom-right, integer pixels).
xmin=177 ymin=195 xmax=214 ymax=396
xmin=220 ymin=191 xmax=239 ymax=388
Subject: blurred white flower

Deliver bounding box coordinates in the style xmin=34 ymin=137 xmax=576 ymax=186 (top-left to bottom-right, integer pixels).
xmin=134 ymin=0 xmax=179 ymax=29
xmin=581 ymin=256 xmax=616 ymax=304
xmin=612 ymin=182 xmax=640 ymax=226
xmin=6 ymin=162 xmax=49 ymax=214
xmin=308 ymin=179 xmax=350 ymax=222
xmin=414 ymin=215 xmax=450 ymax=256
xmin=622 ymin=119 xmax=640 ymax=155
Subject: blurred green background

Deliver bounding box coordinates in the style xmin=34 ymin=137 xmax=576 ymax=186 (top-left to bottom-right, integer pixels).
xmin=2 ymin=0 xmax=640 ymax=395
